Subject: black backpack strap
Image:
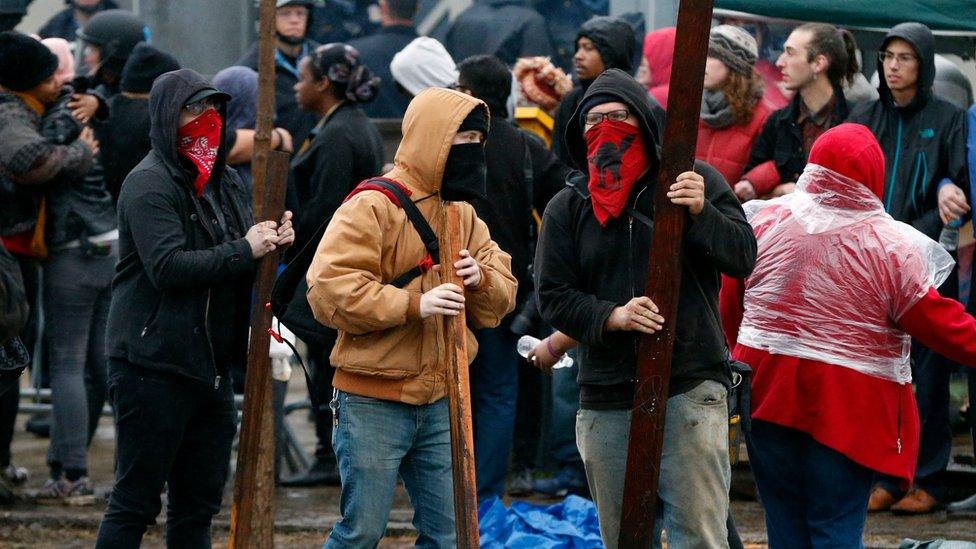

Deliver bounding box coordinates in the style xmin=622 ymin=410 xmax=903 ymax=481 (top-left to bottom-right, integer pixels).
xmin=358 ymin=178 xmax=440 ymax=289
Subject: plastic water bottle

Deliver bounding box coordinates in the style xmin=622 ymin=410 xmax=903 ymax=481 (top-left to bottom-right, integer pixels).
xmin=939 ymin=218 xmax=963 ymax=251
xmin=516 ymin=335 xmax=574 ymax=369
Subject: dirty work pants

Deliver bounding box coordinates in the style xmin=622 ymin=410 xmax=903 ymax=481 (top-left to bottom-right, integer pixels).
xmin=576 ymin=380 xmax=731 ymax=548
xmin=96 ymin=361 xmax=236 ymax=549
xmin=325 ymin=390 xmax=455 ymax=548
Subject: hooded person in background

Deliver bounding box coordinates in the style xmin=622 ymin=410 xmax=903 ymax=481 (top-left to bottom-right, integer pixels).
xmin=306 ymin=88 xmax=517 ymax=547
xmin=95 ymin=69 xmax=294 ymax=547
xmin=279 ymin=43 xmax=383 ymax=488
xmin=239 ymin=0 xmax=322 ymax=147
xmin=533 ymin=68 xmax=756 ymax=547
xmin=390 ymin=36 xmax=458 ymax=100
xmin=849 ymin=22 xmax=972 ymax=516
xmin=551 ymin=16 xmax=664 ymax=165
xmin=638 ymin=26 xmax=675 ymax=109
xmin=101 ymin=42 xmax=179 ymax=201
xmin=452 ymin=54 xmax=571 ymax=502
xmin=38 ymin=0 xmax=119 ymax=42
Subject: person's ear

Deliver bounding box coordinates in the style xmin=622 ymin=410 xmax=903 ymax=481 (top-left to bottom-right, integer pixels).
xmin=316 ymin=76 xmax=331 ymax=95
xmin=812 ymin=53 xmax=829 ymax=76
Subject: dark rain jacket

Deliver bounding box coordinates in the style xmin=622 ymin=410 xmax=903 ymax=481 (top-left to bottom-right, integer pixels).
xmin=741 ymin=83 xmax=849 ymax=195
xmin=106 ymin=69 xmax=256 ymax=388
xmin=37 ymin=1 xmax=119 ymax=41
xmin=535 ymin=69 xmax=757 ymax=407
xmin=444 ymin=0 xmax=553 ymax=66
xmin=287 ymin=101 xmax=385 ymax=251
xmin=849 ymin=23 xmax=969 ymax=240
xmin=238 ymin=40 xmax=320 ymax=146
xmin=349 ymin=24 xmax=418 ymax=119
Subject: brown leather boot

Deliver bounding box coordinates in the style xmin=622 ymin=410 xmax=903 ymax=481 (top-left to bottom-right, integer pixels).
xmin=868 ymin=486 xmax=898 ymax=512
xmin=891 ymin=488 xmax=941 ymax=515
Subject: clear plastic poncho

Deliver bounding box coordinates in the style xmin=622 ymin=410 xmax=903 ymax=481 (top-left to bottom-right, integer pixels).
xmin=737 ymin=164 xmax=955 ymax=384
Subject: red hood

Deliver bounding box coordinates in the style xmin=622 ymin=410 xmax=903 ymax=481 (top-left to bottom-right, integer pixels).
xmin=807 ymin=123 xmax=885 ymax=201
xmin=642 ymin=27 xmax=675 ymax=90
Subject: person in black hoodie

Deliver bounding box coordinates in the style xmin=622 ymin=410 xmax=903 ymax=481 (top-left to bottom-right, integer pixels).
xmin=102 ymin=42 xmax=180 ymax=201
xmin=279 ymin=43 xmax=383 ymax=487
xmin=348 ymin=0 xmax=419 ymax=119
xmin=95 ymin=69 xmax=294 ymax=548
xmin=551 ymin=16 xmax=664 ymax=165
xmin=534 ymin=68 xmax=756 ymax=547
xmin=453 ymin=54 xmax=570 ymax=501
xmin=851 ymin=22 xmax=971 ymax=516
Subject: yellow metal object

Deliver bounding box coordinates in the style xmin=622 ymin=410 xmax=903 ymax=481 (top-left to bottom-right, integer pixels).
xmin=515 ymin=106 xmax=555 ymax=148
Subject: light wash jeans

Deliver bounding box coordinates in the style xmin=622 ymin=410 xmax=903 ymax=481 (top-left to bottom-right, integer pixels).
xmin=576 ymin=380 xmax=731 ymax=549
xmin=325 ymin=390 xmax=455 ymax=549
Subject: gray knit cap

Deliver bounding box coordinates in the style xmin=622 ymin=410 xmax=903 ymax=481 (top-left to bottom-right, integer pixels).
xmin=708 ymin=24 xmax=758 ymax=76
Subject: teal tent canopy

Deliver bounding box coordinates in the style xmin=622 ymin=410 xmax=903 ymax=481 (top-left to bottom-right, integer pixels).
xmin=714 ymin=1 xmax=976 ymax=33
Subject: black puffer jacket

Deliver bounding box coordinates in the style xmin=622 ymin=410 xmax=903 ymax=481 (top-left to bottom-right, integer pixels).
xmin=535 ymin=69 xmax=756 ymax=407
xmin=849 ymin=23 xmax=969 ymax=240
xmin=106 ymin=70 xmax=256 ymax=387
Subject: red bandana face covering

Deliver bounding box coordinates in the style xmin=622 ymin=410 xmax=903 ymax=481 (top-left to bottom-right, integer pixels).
xmin=585 ymin=120 xmax=649 ymax=226
xmin=177 ymin=108 xmax=222 ymax=196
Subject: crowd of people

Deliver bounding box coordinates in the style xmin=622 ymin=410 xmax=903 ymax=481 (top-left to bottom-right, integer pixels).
xmin=1 ymin=0 xmax=976 ymax=547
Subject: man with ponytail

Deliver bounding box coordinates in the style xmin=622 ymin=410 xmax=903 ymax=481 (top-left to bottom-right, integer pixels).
xmin=851 ymin=21 xmax=971 ymax=516
xmin=737 ymin=23 xmax=858 ymax=201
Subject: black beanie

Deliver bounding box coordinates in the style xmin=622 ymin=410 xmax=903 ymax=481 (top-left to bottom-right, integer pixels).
xmin=457 ymin=106 xmax=488 ymax=137
xmin=578 ymin=92 xmax=624 ymax=125
xmin=0 ymin=31 xmax=58 ymax=91
xmin=120 ymin=43 xmax=180 ymax=94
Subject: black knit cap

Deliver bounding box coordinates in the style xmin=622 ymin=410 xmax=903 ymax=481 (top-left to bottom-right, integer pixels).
xmin=120 ymin=43 xmax=180 ymax=94
xmin=457 ymin=105 xmax=488 ymax=137
xmin=0 ymin=31 xmax=58 ymax=91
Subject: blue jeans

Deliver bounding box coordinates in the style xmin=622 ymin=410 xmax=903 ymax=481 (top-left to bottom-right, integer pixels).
xmin=471 ymin=327 xmax=519 ymax=500
xmin=575 ymin=380 xmax=731 ymax=549
xmin=747 ymin=420 xmax=874 ymax=549
xmin=325 ymin=391 xmax=454 ymax=548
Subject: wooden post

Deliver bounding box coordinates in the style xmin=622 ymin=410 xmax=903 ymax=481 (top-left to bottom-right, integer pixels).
xmin=441 ymin=203 xmax=480 ymax=547
xmin=617 ymin=1 xmax=713 ymax=547
xmin=229 ymin=0 xmax=282 ymax=546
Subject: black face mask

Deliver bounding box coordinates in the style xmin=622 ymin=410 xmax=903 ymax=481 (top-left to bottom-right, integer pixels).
xmin=441 ymin=143 xmax=487 ymax=202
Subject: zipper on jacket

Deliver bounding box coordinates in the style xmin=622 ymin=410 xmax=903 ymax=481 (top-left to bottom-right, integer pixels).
xmin=884 ymin=116 xmax=904 ymax=212
xmin=203 ymin=289 xmax=219 ymax=389
xmin=896 ymin=388 xmax=902 ymax=454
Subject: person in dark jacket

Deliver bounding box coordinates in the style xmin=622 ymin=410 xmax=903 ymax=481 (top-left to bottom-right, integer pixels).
xmin=38 ymin=0 xmax=118 ymax=42
xmin=279 ymin=43 xmax=383 ymax=487
xmin=0 ymin=0 xmax=31 ymax=32
xmin=348 ymin=0 xmax=418 ymax=119
xmin=238 ymin=0 xmax=322 ymax=147
xmin=0 ymin=32 xmax=97 ymax=500
xmin=95 ymin=69 xmax=293 ymax=547
xmin=32 ymin=36 xmax=120 ymax=502
xmin=737 ymin=23 xmax=858 ymax=201
xmin=102 ymin=42 xmax=180 ymax=202
xmin=454 ymin=54 xmax=570 ymax=501
xmin=550 ymin=16 xmax=663 ymax=165
xmin=533 ymin=68 xmax=756 ymax=547
xmin=850 ymin=22 xmax=972 ymax=516
xmin=444 ymin=0 xmax=553 ymax=66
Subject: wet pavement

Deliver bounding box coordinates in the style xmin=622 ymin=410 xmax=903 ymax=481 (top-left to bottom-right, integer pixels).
xmin=2 ymin=376 xmax=976 ymax=547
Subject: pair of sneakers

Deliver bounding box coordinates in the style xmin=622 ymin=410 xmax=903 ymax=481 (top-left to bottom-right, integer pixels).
xmin=35 ymin=475 xmax=96 ymax=505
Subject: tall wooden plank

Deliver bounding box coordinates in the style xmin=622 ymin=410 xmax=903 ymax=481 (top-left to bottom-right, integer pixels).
xmin=617 ymin=1 xmax=714 ymax=547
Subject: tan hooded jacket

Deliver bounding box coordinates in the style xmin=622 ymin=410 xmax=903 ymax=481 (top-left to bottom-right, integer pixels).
xmin=306 ymin=88 xmax=518 ymax=405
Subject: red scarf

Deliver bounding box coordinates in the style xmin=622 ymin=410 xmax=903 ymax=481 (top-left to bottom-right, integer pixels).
xmin=585 ymin=120 xmax=648 ymax=226
xmin=177 ymin=109 xmax=222 ymax=196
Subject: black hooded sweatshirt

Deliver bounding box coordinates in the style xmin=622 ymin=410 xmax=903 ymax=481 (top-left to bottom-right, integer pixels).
xmin=106 ymin=69 xmax=256 ymax=388
xmin=551 ymin=16 xmax=664 ymax=164
xmin=535 ymin=69 xmax=756 ymax=408
xmin=849 ymin=23 xmax=969 ymax=241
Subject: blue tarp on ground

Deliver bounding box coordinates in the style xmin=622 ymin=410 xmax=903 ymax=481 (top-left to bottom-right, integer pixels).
xmin=478 ymin=495 xmax=605 ymax=548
